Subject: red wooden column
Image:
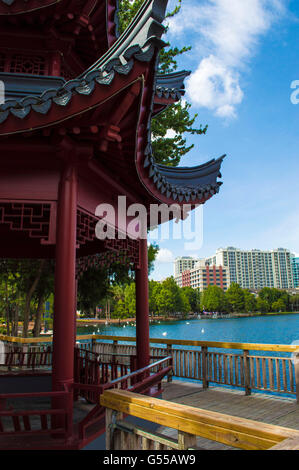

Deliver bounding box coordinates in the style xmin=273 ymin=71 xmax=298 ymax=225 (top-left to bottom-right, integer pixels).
xmin=135 ymin=237 xmax=150 ymax=370
xmin=52 ymin=161 xmax=78 ymax=426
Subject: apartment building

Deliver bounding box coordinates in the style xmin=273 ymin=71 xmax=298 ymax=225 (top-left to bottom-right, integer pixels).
xmin=176 ymin=259 xmax=229 ymax=292
xmin=207 ymin=247 xmax=294 ymax=290
xmin=291 ymin=255 xmax=299 ymax=288
xmin=174 ymin=256 xmax=199 ymax=278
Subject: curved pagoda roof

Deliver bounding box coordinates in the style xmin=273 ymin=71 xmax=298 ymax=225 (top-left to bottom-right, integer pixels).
xmin=0 ymin=0 xmax=225 ymax=207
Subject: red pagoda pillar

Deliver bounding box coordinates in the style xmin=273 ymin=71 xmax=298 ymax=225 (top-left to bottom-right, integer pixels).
xmin=135 ymin=237 xmax=150 ymax=370
xmin=52 ymin=160 xmax=78 ymax=425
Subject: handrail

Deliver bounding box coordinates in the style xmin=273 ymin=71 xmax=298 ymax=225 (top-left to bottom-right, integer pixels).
xmin=0 ymin=390 xmax=68 ymax=400
xmin=74 ymin=356 xmax=172 ymax=443
xmin=100 ymin=389 xmax=299 ymax=450
xmin=72 ymin=356 xmax=172 ymax=395
xmin=102 ymin=356 xmax=172 ymax=389
xmin=1 ymin=333 xmax=299 ymax=353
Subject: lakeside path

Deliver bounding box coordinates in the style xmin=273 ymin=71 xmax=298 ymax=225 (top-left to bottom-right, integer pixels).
xmin=76 ymin=316 xmax=180 ymax=325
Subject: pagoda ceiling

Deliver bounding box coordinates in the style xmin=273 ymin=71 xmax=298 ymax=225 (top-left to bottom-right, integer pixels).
xmin=0 ymin=0 xmax=118 ymax=75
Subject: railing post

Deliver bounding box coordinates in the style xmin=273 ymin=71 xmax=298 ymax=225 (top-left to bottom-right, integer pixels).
xmin=167 ymin=344 xmax=173 ymax=382
xmin=243 ymin=350 xmax=251 ymax=396
xmin=65 ymin=386 xmax=74 ymax=441
xmin=106 ymin=408 xmax=123 ymax=450
xmin=294 ymin=352 xmax=299 ymax=404
xmin=22 ymin=343 xmax=28 ymax=368
xmin=73 ymin=348 xmax=79 ymax=401
xmin=91 ymin=337 xmax=97 ymax=354
xmin=113 ymin=340 xmax=118 ymax=363
xmin=202 ymin=346 xmax=209 ymax=389
xmin=178 ymin=430 xmax=197 ymax=450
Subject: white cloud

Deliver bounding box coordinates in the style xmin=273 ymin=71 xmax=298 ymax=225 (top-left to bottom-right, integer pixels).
xmin=167 ymin=0 xmax=286 ymax=118
xmin=187 ymin=55 xmax=243 ymax=118
xmin=156 ymin=248 xmax=175 ymax=263
xmin=165 ymin=128 xmax=177 ymax=138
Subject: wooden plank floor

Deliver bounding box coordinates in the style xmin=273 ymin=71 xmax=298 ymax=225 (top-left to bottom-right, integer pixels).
xmin=156 ymin=380 xmax=299 ymax=450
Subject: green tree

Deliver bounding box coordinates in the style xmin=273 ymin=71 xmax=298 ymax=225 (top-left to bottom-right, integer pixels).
xmin=259 ymin=288 xmax=281 ymax=305
xmin=201 ymin=285 xmax=226 ymax=313
xmin=16 ymin=259 xmax=47 ymax=337
xmin=0 ymin=268 xmax=21 ymax=336
xmin=290 ymin=294 xmax=299 ymax=312
xmin=181 ymin=286 xmax=201 ymax=312
xmin=226 ymin=283 xmax=245 ymax=313
xmin=124 ymin=283 xmax=136 ymax=317
xmin=180 ymin=290 xmax=191 ymax=314
xmin=32 ymin=261 xmax=54 ymax=337
xmin=148 ymin=243 xmax=159 ymax=274
xmin=155 ymin=286 xmax=175 ymax=316
xmin=162 ymin=277 xmax=183 ymax=313
xmin=258 ymin=288 xmax=290 ymax=312
xmin=77 ymin=267 xmax=110 ymax=317
xmin=256 ymin=298 xmax=270 ymax=313
xmin=149 ymin=280 xmax=162 ymax=315
xmin=272 ymin=298 xmax=286 ymax=312
xmin=243 ymin=290 xmax=257 ymax=313
xmin=113 ymin=299 xmax=127 ymax=319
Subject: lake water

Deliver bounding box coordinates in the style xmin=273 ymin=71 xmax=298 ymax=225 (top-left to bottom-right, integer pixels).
xmin=77 ymin=313 xmax=299 ymax=354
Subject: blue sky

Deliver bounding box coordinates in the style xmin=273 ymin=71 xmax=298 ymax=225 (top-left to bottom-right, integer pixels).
xmin=149 ymin=0 xmax=299 ymax=280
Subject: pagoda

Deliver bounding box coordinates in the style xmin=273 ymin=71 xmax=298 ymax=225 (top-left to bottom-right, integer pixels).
xmin=0 ymin=0 xmax=224 ymax=449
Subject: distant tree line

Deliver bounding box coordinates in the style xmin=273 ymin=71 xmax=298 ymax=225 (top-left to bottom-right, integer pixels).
xmin=98 ymin=281 xmax=299 ymax=319
xmin=200 ymin=283 xmax=298 ymax=314
xmin=0 ymin=245 xmax=159 ymax=337
xmin=110 ymin=278 xmax=201 ymax=319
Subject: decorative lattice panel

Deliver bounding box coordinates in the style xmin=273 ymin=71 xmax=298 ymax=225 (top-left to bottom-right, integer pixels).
xmin=104 ymin=238 xmax=140 ymax=267
xmin=0 ymin=202 xmax=51 ymax=240
xmin=0 ymin=50 xmax=48 ymax=75
xmin=9 ymin=53 xmax=46 ymax=75
xmin=76 ymin=238 xmax=140 ymax=278
xmin=77 ymin=210 xmax=98 ymax=245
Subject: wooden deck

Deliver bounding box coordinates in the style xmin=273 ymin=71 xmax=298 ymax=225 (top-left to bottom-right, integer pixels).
xmin=157 ymin=380 xmax=299 ymax=450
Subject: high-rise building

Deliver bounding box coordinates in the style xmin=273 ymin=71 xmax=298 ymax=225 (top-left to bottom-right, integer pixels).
xmin=291 ymin=255 xmax=299 ymax=288
xmin=173 ymin=256 xmax=199 ymax=278
xmin=176 ymin=259 xmax=229 ymax=292
xmin=208 ymin=247 xmax=294 ymax=290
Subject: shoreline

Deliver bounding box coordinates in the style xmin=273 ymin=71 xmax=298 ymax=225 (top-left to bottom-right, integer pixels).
xmin=76 ymin=311 xmax=299 ymax=326
xmin=76 ymin=316 xmax=183 ymax=325
xmin=3 ymin=312 xmax=297 ymax=335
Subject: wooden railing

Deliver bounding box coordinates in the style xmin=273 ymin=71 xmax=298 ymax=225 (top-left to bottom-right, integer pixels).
xmin=94 ymin=337 xmax=299 ymax=401
xmin=0 ymin=353 xmax=172 ymax=448
xmin=1 ymin=345 xmax=52 ymax=370
xmin=101 ymin=389 xmax=299 ymax=450
xmin=0 ymin=389 xmax=71 ymax=440
xmin=1 ymin=334 xmax=299 ymax=401
xmin=87 ymin=336 xmax=299 ymax=401
xmin=73 ymin=356 xmax=172 ymax=444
